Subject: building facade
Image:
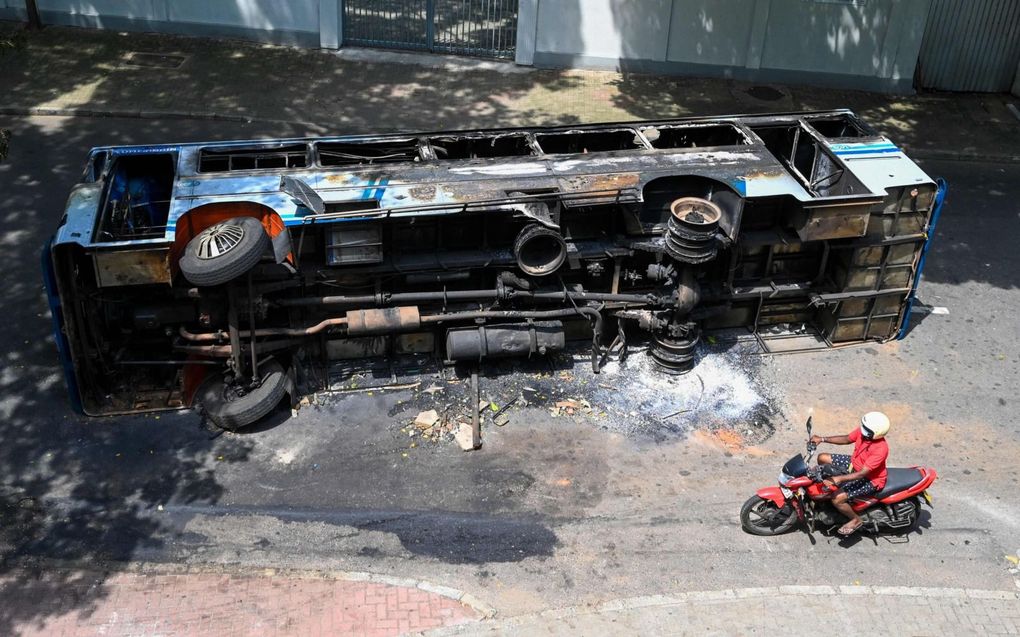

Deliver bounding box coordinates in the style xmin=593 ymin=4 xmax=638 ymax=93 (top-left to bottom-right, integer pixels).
xmin=2 ymin=0 xmax=1019 ymax=94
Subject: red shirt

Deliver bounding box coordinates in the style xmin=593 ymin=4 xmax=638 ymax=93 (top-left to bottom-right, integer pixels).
xmin=848 ymin=428 xmax=888 ymax=489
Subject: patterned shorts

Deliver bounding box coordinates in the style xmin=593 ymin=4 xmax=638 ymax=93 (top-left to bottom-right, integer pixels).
xmin=828 ymin=453 xmax=879 ymax=500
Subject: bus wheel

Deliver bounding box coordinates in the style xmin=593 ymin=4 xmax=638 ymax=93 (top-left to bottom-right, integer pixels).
xmin=179 ymin=217 xmax=269 ymax=286
xmin=197 ymin=359 xmax=288 ymax=431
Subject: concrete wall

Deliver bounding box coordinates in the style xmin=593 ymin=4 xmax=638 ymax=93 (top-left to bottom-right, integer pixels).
xmin=28 ymin=0 xmax=325 ymax=47
xmin=0 ymin=0 xmax=28 ymax=22
xmin=3 ymin=0 xmax=935 ymax=93
xmin=525 ymin=0 xmax=932 ymax=93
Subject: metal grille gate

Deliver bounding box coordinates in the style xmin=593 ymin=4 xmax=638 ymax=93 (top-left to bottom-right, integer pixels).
xmin=917 ymin=0 xmax=1020 ymax=92
xmin=342 ymin=0 xmax=518 ymax=60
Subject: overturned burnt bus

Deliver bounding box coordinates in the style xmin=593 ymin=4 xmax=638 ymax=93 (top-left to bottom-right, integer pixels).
xmin=44 ymin=110 xmax=944 ymax=430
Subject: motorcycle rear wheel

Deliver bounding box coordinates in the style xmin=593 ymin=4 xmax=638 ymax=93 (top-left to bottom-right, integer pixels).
xmin=740 ymin=495 xmax=798 ymax=536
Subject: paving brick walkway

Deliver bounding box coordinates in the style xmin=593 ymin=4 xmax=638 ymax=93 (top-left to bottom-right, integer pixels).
xmin=0 ymin=567 xmax=480 ymax=637
xmin=428 ymin=586 xmax=1020 ymax=636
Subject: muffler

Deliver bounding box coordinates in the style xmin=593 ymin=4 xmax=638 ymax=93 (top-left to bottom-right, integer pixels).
xmin=445 ymin=321 xmax=565 ymax=362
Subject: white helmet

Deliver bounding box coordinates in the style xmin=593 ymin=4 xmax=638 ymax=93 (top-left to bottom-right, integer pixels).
xmin=861 ymin=411 xmax=890 ymax=439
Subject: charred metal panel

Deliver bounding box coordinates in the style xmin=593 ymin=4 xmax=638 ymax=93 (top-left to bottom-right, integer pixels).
xmin=792 ymin=205 xmax=871 ymax=241
xmin=93 ymin=249 xmax=171 ymax=288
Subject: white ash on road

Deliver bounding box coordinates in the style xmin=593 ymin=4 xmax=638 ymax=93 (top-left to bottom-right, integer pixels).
xmin=314 ymin=342 xmax=783 ymax=445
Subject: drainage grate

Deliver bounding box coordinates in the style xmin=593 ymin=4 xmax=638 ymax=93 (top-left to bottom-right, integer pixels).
xmin=746 ymin=85 xmax=786 ymax=102
xmin=123 ymin=52 xmax=187 ymax=69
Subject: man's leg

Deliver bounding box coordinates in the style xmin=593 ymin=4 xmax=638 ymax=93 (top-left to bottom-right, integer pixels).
xmin=832 ymin=491 xmax=862 ymax=534
xmin=820 ymin=453 xmax=851 ymax=473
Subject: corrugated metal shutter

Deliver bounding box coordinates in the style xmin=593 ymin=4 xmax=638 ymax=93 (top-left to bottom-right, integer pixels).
xmin=918 ymin=0 xmax=1020 ymax=92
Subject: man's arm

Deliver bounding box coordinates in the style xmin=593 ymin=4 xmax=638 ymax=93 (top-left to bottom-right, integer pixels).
xmin=809 ymin=434 xmax=852 ymax=445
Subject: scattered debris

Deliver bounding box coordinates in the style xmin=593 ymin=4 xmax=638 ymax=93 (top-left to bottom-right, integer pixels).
xmin=455 ymin=423 xmax=477 ymax=451
xmin=414 ymin=410 xmax=440 ymax=429
xmin=493 ymin=396 xmax=518 ymax=418
xmin=333 ymin=339 xmax=779 ymax=447
xmin=470 ymin=369 xmax=482 ymax=450
xmin=912 ymin=304 xmax=950 ymax=316
xmin=337 ymin=381 xmax=420 ymax=394
xmin=550 ymin=398 xmax=593 ymax=417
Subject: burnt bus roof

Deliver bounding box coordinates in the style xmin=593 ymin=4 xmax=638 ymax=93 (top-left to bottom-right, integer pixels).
xmin=90 ymin=108 xmax=880 ymax=154
xmin=65 ymin=110 xmax=934 ymax=250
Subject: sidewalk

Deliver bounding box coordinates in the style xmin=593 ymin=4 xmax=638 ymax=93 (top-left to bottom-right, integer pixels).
xmin=0 ymin=564 xmax=487 ymax=637
xmin=2 ymin=23 xmax=1020 ymax=162
xmin=428 ymin=586 xmax=1020 ymax=636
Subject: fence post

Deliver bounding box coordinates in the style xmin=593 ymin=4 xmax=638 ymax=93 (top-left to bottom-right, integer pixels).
xmin=744 ymin=0 xmax=771 ymax=70
xmin=426 ymin=0 xmax=435 ymax=52
xmin=319 ymin=0 xmax=341 ymax=49
xmin=515 ymin=0 xmax=537 ymax=65
xmin=25 ymin=0 xmax=42 ymax=29
xmin=338 ymin=0 xmax=344 ymax=47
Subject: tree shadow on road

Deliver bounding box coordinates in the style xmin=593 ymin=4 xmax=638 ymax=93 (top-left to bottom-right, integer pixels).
xmin=0 ymin=11 xmax=592 ymax=631
xmin=0 ymin=21 xmax=585 ymax=134
xmin=0 ymin=115 xmax=272 ymax=636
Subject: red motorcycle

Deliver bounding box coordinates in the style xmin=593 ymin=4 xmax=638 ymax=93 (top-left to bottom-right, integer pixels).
xmin=740 ymin=415 xmax=937 ymax=536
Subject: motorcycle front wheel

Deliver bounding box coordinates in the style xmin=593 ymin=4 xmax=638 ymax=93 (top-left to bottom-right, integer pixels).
xmin=740 ymin=495 xmax=799 ymax=536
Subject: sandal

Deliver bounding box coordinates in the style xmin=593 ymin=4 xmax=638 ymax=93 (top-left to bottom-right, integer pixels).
xmin=837 ymin=521 xmax=863 ymax=536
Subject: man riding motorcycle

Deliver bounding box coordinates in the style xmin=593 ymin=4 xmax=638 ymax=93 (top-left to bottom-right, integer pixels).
xmin=809 ymin=411 xmax=891 ymax=536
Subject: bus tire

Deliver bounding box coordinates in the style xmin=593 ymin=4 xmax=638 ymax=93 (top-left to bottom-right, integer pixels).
xmin=197 ymin=359 xmax=288 ymax=431
xmin=179 ymin=217 xmax=270 ymax=287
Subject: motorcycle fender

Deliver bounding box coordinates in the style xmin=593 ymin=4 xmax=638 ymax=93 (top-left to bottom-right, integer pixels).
xmin=756 ymin=486 xmax=788 ymax=508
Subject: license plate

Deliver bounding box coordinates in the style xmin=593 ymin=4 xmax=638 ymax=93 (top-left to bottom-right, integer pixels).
xmin=923 ymin=490 xmax=933 ymax=505
xmin=780 ymin=486 xmax=793 ymax=499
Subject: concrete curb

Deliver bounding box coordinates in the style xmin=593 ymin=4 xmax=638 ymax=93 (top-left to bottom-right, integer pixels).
xmin=423 ymin=585 xmax=1020 ymax=635
xmin=906 ymin=147 xmax=1020 ymax=164
xmin=6 ymin=557 xmax=497 ymax=619
xmin=0 ymin=106 xmax=324 ymax=132
xmin=4 ymin=106 xmax=1020 ymax=164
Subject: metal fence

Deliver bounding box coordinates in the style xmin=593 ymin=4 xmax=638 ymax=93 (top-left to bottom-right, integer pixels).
xmin=342 ymin=0 xmax=518 ymax=59
xmin=917 ymin=0 xmax=1020 ymax=92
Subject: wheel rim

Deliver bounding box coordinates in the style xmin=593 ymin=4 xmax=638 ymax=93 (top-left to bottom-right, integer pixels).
xmin=220 ymin=383 xmax=247 ymax=403
xmin=196 ymin=223 xmax=245 ymax=260
xmin=747 ymin=499 xmax=791 ymax=531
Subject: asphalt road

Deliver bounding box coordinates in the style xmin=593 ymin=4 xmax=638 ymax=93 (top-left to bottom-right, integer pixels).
xmin=1 ymin=116 xmax=1018 ymax=618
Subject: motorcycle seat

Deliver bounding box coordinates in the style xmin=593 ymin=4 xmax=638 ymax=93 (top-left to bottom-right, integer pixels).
xmin=876 ymin=468 xmax=924 ymax=499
